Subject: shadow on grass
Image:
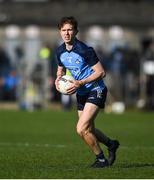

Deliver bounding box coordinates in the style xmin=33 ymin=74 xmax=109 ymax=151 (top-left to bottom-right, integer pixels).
xmin=39 ymin=162 xmax=154 ymax=171
xmin=118 ymin=163 xmax=154 ymax=168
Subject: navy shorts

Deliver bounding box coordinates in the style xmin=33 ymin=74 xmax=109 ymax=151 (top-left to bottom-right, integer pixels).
xmin=76 ymin=87 xmax=108 ymax=111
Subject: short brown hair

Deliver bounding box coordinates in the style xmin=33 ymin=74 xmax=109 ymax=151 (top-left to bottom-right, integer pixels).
xmin=58 ymin=16 xmax=78 ymax=31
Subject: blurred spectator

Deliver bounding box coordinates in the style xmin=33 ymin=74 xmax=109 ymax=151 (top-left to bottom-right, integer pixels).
xmin=0 ymin=45 xmax=11 ymax=77
xmin=0 ymin=70 xmax=19 ymax=101
xmin=142 ymin=39 xmax=154 ymax=110
xmin=15 ymin=45 xmax=24 ymax=63
xmin=124 ymin=48 xmax=140 ymax=105
xmin=39 ymin=43 xmax=57 ymax=101
xmin=50 ymin=45 xmax=60 ymax=102
xmin=95 ymin=45 xmax=110 ymax=71
xmin=108 ymin=47 xmax=126 ymax=102
xmin=39 ymin=43 xmax=52 ymax=61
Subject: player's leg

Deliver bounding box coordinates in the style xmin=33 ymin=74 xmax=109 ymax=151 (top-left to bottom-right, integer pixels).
xmin=91 ymin=121 xmax=120 ymax=166
xmin=77 ymin=104 xmax=100 ymax=155
xmin=78 ymin=107 xmax=119 ymax=166
xmin=85 ymin=87 xmax=120 ymax=166
xmin=76 ymin=102 xmax=108 ymax=168
xmin=78 ymin=110 xmax=112 ymax=147
xmin=94 ymin=128 xmax=112 ymax=146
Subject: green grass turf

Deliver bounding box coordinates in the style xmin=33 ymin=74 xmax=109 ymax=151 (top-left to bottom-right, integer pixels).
xmin=0 ymin=109 xmax=154 ymax=178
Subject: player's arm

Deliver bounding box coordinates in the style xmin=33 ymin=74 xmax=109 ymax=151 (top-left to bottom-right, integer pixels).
xmin=79 ymin=61 xmax=106 ymax=86
xmin=67 ymin=61 xmax=106 ymax=94
xmin=55 ymin=66 xmax=65 ymax=91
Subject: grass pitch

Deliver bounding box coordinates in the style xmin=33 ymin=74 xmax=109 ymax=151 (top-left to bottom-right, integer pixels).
xmin=0 ymin=109 xmax=154 ymax=178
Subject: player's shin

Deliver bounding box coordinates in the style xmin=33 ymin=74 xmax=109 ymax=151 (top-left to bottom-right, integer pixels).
xmin=94 ymin=128 xmax=113 ymax=147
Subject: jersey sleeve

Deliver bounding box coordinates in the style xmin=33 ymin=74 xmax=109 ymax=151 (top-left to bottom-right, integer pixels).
xmin=56 ymin=49 xmax=64 ymax=67
xmin=85 ymin=47 xmax=99 ymax=66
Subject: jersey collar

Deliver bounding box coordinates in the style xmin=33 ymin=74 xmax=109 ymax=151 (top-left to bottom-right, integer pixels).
xmin=64 ymin=38 xmax=78 ymax=52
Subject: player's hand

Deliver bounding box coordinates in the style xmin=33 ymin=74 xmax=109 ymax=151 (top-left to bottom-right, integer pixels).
xmin=66 ymin=80 xmax=83 ymax=94
xmin=55 ymin=76 xmax=61 ymax=91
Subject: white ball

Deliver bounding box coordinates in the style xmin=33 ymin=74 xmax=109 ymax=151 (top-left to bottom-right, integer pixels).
xmin=112 ymin=102 xmax=125 ymax=114
xmin=58 ymin=75 xmax=75 ymax=95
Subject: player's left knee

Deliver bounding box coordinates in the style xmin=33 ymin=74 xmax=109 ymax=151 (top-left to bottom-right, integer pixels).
xmin=76 ymin=126 xmax=91 ymax=137
xmin=76 ymin=126 xmax=83 ymax=137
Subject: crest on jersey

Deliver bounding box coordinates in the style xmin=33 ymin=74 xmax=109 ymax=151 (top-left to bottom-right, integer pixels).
xmin=75 ymin=59 xmax=81 ymax=64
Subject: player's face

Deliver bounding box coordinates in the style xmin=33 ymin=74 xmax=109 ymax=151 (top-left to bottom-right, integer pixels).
xmin=60 ymin=23 xmax=77 ymax=44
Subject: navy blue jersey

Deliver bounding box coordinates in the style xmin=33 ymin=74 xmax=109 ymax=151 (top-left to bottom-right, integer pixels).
xmin=56 ymin=38 xmax=106 ymax=95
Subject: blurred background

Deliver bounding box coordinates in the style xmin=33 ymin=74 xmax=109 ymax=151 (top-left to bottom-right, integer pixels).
xmin=0 ymin=0 xmax=154 ymax=112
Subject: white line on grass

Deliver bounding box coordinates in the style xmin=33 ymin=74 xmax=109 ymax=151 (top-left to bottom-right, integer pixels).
xmin=0 ymin=142 xmax=66 ymax=148
xmin=0 ymin=142 xmax=154 ymax=149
